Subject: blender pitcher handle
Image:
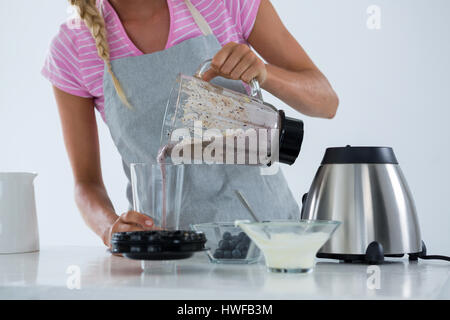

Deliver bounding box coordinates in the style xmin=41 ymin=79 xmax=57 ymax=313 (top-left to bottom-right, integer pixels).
xmin=195 ymin=59 xmax=264 ymax=101
xmin=195 ymin=59 xmax=213 ymax=79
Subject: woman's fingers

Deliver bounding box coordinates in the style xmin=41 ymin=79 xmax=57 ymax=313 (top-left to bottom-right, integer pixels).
xmin=202 ymin=42 xmax=236 ymax=81
xmin=211 ymin=42 xmax=237 ymax=71
xmin=121 ymin=211 xmax=154 ymax=229
xmin=230 ymin=51 xmax=256 ymax=80
xmin=107 ymin=218 xmax=145 ymax=248
xmin=242 ymin=60 xmax=267 ymax=84
xmin=202 ymin=68 xmax=219 ymax=82
xmin=106 ymin=212 xmax=156 ymax=248
xmin=220 ymin=44 xmax=250 ymax=76
xmin=205 ymin=42 xmax=267 ymax=84
xmin=115 ymin=223 xmax=146 ymax=233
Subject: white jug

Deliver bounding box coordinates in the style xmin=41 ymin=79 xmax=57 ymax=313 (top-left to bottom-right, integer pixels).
xmin=0 ymin=172 xmax=40 ymax=254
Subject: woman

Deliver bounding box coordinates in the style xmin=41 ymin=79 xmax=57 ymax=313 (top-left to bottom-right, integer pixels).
xmin=43 ymin=0 xmax=338 ymax=247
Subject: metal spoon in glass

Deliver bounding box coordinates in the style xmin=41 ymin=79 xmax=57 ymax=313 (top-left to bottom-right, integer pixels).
xmin=234 ymin=190 xmax=271 ymax=239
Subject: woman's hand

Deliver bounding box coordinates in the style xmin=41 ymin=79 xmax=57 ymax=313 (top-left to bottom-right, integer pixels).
xmin=105 ymin=211 xmax=155 ymax=247
xmin=202 ymin=42 xmax=267 ymax=85
xmin=200 ymin=0 xmax=339 ymax=119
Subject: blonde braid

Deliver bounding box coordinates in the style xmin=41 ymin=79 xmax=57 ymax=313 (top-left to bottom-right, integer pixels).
xmin=69 ymin=0 xmax=132 ymax=108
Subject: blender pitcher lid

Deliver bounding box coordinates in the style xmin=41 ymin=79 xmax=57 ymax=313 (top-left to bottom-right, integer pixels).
xmin=278 ymin=110 xmax=304 ymax=165
xmin=321 ymin=146 xmax=399 ymax=164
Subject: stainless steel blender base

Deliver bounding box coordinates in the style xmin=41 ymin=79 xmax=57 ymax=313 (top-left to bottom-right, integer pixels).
xmin=302 ymin=161 xmax=423 ymax=256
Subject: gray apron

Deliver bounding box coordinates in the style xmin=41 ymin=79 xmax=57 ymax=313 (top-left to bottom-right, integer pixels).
xmin=103 ymin=0 xmax=299 ymax=228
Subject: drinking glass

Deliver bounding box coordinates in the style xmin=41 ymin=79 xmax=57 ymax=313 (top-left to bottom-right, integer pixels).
xmin=130 ymin=163 xmax=185 ymax=230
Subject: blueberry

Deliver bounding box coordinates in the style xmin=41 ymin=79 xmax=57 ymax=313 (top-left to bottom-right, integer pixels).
xmin=236 ymin=242 xmax=248 ymax=252
xmin=213 ymin=249 xmax=224 ymax=259
xmin=238 ymin=232 xmax=250 ymax=240
xmin=223 ymin=250 xmax=232 ymax=259
xmin=230 ymin=239 xmax=239 ymax=249
xmin=219 ymin=239 xmax=231 ymax=250
xmin=232 ymin=249 xmax=241 ymax=259
xmin=222 ymin=232 xmax=232 ymax=241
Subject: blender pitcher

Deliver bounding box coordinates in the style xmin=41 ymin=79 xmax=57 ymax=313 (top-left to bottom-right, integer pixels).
xmin=160 ymin=59 xmax=304 ymax=166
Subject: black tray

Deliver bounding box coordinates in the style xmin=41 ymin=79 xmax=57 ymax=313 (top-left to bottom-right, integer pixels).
xmin=111 ymin=230 xmax=207 ymax=261
xmin=123 ymin=249 xmax=208 ymax=261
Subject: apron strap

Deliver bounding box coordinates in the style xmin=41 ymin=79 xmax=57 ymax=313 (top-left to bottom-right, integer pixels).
xmin=184 ymin=0 xmax=214 ymax=36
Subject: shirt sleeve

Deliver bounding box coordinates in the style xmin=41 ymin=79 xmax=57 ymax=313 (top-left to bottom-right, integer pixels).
xmin=41 ymin=24 xmax=92 ymax=98
xmin=224 ymin=0 xmax=261 ymax=40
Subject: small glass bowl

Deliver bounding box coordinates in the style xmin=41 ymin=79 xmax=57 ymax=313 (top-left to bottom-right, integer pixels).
xmin=236 ymin=220 xmax=341 ymax=273
xmin=191 ymin=222 xmax=261 ymax=264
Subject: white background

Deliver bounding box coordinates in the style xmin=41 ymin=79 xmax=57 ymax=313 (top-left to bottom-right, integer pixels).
xmin=0 ymin=0 xmax=449 ymax=255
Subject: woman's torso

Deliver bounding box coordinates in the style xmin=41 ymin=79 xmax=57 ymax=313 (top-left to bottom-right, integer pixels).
xmin=42 ymin=0 xmax=260 ymax=120
xmin=43 ymin=0 xmax=301 ymax=226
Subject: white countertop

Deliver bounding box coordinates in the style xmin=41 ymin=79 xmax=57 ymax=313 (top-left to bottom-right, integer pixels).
xmin=0 ymin=246 xmax=449 ymax=300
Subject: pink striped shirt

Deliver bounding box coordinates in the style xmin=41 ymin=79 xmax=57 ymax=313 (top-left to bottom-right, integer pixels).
xmin=42 ymin=0 xmax=261 ymax=120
